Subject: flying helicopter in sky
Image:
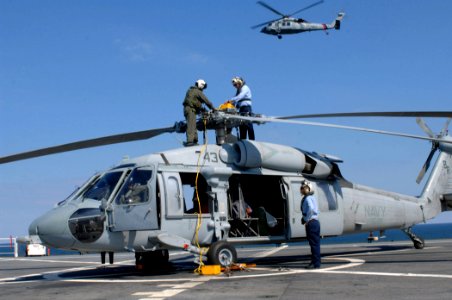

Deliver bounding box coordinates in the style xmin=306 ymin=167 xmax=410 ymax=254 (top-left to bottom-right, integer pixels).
xmin=252 ymin=1 xmax=345 ymax=39
xmin=2 ymin=108 xmax=452 ymax=270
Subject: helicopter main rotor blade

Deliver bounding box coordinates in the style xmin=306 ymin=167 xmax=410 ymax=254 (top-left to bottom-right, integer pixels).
xmin=416 ymin=146 xmax=438 ymax=184
xmin=0 ymin=125 xmax=177 ymax=165
xmin=257 ymin=1 xmax=286 ymax=17
xmin=288 ymin=0 xmax=324 ymax=17
xmin=278 ymin=111 xmax=452 ymax=120
xmin=227 ymin=115 xmax=452 ymax=145
xmin=251 ymin=17 xmax=282 ymax=29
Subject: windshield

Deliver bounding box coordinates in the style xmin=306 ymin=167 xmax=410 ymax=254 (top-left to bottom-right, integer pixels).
xmin=58 ymin=174 xmax=102 ymax=206
xmin=82 ymin=171 xmax=123 ymax=201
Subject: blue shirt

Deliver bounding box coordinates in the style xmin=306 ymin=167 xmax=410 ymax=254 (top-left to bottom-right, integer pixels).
xmin=301 ymin=194 xmax=319 ymax=223
xmin=230 ymin=84 xmax=252 ymax=108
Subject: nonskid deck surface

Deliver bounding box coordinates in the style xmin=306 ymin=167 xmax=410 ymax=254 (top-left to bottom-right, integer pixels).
xmin=2 ymin=240 xmax=452 ymax=300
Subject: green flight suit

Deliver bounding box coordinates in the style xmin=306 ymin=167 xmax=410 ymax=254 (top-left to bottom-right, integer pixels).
xmin=182 ymin=86 xmax=214 ymax=144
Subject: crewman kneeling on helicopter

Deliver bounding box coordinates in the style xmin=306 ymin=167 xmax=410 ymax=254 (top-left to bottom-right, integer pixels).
xmin=182 ymin=79 xmax=215 ymax=146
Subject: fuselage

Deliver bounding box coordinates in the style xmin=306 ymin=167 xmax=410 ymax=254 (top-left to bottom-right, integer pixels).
xmin=261 ymin=19 xmax=329 ymax=35
xmin=27 ymin=140 xmax=438 ymax=254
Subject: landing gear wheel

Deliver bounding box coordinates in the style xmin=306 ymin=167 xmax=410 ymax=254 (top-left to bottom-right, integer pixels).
xmin=402 ymin=227 xmax=425 ymax=250
xmin=413 ymin=238 xmax=425 ymax=249
xmin=207 ymin=241 xmax=237 ymax=267
xmin=277 ymin=35 xmax=282 ymax=39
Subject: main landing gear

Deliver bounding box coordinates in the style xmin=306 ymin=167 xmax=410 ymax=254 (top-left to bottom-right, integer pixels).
xmin=403 ymin=227 xmax=425 ymax=249
xmin=207 ymin=240 xmax=237 ymax=267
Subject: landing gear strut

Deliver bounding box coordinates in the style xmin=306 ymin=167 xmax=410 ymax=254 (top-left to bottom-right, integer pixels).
xmin=402 ymin=227 xmax=425 ymax=249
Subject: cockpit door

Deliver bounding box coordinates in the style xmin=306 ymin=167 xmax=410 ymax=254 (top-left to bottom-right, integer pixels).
xmin=109 ymin=167 xmax=158 ymax=231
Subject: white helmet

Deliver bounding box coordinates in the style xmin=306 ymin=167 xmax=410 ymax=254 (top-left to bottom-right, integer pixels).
xmin=195 ymin=79 xmax=207 ymax=90
xmin=301 ymin=180 xmax=314 ymax=194
xmin=231 ymin=76 xmax=244 ymax=87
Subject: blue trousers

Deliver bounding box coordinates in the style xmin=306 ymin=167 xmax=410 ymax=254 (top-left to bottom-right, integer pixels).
xmin=306 ymin=219 xmax=321 ymax=267
xmin=238 ymin=106 xmax=255 ymax=140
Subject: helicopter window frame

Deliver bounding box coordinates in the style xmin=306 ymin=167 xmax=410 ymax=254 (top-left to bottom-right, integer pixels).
xmin=79 ymin=171 xmax=125 ymax=202
xmin=114 ymin=168 xmax=154 ymax=205
xmin=315 ymin=182 xmax=338 ymax=212
xmin=59 ymin=173 xmax=102 ymax=205
xmin=180 ymin=172 xmax=210 ymax=215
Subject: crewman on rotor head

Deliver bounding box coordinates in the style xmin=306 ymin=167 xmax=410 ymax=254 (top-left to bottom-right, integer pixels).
xmin=182 ymin=79 xmax=215 ymax=146
xmin=228 ymin=76 xmax=255 ymax=140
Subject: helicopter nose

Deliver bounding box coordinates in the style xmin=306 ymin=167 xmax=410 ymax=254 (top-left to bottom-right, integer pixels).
xmin=29 ymin=204 xmax=77 ymax=249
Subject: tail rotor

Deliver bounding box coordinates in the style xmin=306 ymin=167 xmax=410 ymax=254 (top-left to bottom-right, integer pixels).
xmin=415 ymin=117 xmax=451 ymax=184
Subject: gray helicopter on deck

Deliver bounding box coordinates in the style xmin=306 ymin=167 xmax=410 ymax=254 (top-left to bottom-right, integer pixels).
xmin=2 ymin=109 xmax=452 ymax=270
xmin=252 ymin=1 xmax=345 ymax=39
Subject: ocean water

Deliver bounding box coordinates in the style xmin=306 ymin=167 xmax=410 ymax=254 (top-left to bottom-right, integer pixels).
xmin=2 ymin=223 xmax=452 ymax=257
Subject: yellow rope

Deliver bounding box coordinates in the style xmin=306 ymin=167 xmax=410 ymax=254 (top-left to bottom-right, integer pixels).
xmin=194 ymin=119 xmax=208 ymax=274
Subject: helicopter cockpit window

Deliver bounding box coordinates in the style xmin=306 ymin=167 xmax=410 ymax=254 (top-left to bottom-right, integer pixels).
xmin=60 ymin=174 xmax=101 ymax=205
xmin=115 ymin=169 xmax=153 ymax=205
xmin=82 ymin=171 xmax=123 ymax=201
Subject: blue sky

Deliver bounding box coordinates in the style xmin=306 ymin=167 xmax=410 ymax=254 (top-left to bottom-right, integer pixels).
xmin=1 ymin=0 xmax=452 ymax=237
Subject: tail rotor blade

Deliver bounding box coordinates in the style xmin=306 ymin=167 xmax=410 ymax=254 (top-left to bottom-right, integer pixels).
xmin=416 ymin=117 xmax=435 ymax=138
xmin=416 ymin=147 xmax=437 ymax=184
xmin=441 ymin=118 xmax=451 ymax=136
